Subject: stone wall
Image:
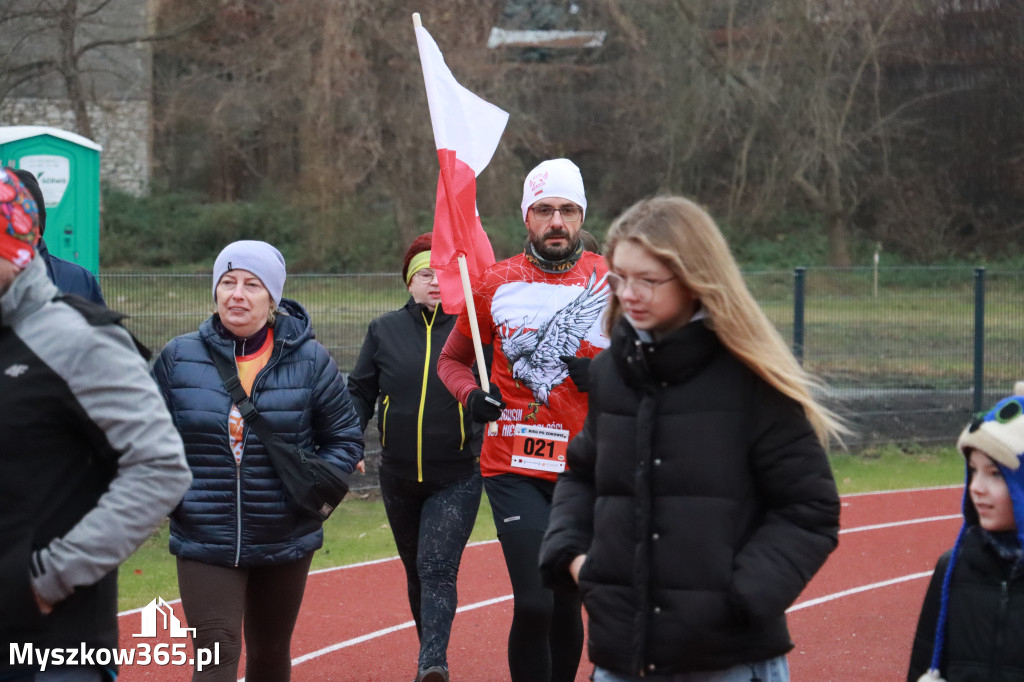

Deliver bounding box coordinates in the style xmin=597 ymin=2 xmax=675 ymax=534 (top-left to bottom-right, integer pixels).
xmin=0 ymin=97 xmax=150 ymax=196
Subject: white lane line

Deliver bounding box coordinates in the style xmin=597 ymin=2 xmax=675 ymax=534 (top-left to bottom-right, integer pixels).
xmin=306 ymin=539 xmax=499 ymax=576
xmin=285 ymin=565 xmax=939 ymax=670
xmin=122 ymin=489 xmax=954 ymax=617
xmin=281 ymin=594 xmax=513 ymax=672
xmin=840 ymin=514 xmax=961 ymax=534
xmin=842 ymin=484 xmax=960 ymax=497
xmin=119 ymin=597 xmax=180 ymax=618
xmin=118 ymin=540 xmax=501 ymax=617
xmin=128 ymin=491 xmax=958 ymax=663
xmin=787 ymin=571 xmax=934 ymax=613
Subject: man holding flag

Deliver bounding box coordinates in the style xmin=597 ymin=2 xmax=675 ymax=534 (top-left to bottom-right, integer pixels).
xmin=437 ymin=159 xmax=610 ymax=682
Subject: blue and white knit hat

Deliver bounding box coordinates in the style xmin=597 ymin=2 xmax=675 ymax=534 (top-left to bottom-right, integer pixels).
xmin=212 ymin=240 xmax=287 ymax=305
xmin=918 ymin=383 xmax=1024 ymax=681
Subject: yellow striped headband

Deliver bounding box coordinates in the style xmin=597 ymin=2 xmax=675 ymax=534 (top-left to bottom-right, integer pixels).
xmin=406 ymin=250 xmax=432 ymax=284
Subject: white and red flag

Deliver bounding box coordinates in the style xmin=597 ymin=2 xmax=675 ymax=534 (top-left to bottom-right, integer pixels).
xmin=414 ymin=17 xmax=509 ymax=313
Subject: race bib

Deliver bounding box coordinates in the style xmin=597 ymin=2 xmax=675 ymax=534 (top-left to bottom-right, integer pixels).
xmin=510 ymin=424 xmax=569 ymax=474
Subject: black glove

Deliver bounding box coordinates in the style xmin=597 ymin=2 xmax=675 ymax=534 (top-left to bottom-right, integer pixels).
xmin=560 ymin=355 xmax=592 ymax=393
xmin=467 ymin=386 xmax=505 ymax=423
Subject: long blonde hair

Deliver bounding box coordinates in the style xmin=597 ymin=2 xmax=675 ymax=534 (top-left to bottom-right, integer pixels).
xmin=604 ymin=196 xmax=848 ymax=447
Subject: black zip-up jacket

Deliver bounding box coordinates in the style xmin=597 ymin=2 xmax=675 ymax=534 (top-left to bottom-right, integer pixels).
xmin=540 ymin=318 xmax=840 ymax=676
xmin=909 ymin=527 xmax=1024 ymax=681
xmin=348 ymin=299 xmax=481 ymax=482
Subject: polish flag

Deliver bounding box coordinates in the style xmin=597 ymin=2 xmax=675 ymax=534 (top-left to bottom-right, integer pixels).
xmin=414 ymin=19 xmax=509 ymax=313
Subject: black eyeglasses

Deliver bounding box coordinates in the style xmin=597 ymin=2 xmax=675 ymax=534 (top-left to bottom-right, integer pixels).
xmin=531 ymin=204 xmax=582 ymax=223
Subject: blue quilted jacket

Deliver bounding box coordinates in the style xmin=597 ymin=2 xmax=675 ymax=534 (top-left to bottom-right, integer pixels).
xmin=152 ymin=298 xmax=363 ymax=567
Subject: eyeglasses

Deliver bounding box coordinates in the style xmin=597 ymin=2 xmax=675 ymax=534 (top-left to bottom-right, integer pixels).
xmin=531 ymin=204 xmax=582 ymax=223
xmin=412 ymin=269 xmax=438 ymax=282
xmin=606 ymin=272 xmax=675 ymax=302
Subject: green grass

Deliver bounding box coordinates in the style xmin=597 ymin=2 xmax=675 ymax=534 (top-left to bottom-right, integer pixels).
xmin=829 ymin=444 xmax=963 ymax=493
xmin=117 ymin=450 xmax=964 ymax=612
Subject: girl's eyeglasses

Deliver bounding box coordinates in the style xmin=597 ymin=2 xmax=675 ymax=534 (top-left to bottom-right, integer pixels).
xmin=606 ymin=272 xmax=675 ymax=302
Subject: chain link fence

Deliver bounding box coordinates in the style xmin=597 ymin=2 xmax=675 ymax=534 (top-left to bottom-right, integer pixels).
xmin=102 ymin=267 xmax=1024 ymax=463
xmin=746 ymin=266 xmax=1024 ymax=448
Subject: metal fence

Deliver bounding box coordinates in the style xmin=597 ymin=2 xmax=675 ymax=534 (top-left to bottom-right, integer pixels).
xmin=101 ymin=266 xmax=1024 ymax=455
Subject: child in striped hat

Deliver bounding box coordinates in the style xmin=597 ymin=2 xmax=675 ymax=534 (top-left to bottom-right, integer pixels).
xmin=908 ymin=383 xmax=1024 ymax=681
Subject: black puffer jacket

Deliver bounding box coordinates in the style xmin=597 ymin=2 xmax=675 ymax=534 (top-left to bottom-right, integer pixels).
xmin=908 ymin=527 xmax=1024 ymax=681
xmin=347 ymin=299 xmax=480 ymax=482
xmin=540 ymin=318 xmax=840 ymax=676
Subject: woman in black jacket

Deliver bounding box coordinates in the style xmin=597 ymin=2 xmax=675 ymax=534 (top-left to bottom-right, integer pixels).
xmin=347 ymin=234 xmax=482 ymax=682
xmin=539 ymin=196 xmax=844 ymax=682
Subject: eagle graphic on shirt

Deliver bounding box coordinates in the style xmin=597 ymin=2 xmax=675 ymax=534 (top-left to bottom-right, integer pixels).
xmin=497 ymin=268 xmax=609 ymax=420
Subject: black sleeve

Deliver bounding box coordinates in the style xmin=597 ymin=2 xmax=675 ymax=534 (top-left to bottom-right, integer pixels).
xmin=908 ymin=551 xmax=952 ymax=681
xmin=729 ymin=380 xmax=841 ymax=623
xmin=346 ymin=320 xmax=381 ymax=431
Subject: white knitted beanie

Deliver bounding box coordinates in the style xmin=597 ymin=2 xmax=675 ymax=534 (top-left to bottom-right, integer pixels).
xmin=521 ymin=159 xmax=587 ymax=222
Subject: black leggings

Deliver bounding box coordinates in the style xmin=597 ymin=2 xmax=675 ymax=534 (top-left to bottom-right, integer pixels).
xmin=176 ymin=554 xmax=312 ymax=682
xmin=499 ymin=530 xmax=584 ymax=682
xmin=380 ymin=469 xmax=482 ymax=670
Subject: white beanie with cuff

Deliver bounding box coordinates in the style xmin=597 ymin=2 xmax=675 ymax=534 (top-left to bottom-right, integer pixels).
xmin=521 ymin=159 xmax=587 ymax=222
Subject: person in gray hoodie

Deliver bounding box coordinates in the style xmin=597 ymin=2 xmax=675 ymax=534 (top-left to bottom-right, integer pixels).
xmin=0 ymin=168 xmax=191 ymax=681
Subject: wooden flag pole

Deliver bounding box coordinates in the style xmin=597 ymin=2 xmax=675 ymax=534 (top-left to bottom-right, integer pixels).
xmin=458 ymin=255 xmax=499 ymax=436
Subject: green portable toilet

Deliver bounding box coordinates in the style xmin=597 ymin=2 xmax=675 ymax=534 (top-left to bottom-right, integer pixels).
xmin=0 ymin=126 xmax=102 ymax=275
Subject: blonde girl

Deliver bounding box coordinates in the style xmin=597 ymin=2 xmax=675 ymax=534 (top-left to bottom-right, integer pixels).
xmin=540 ymin=195 xmax=844 ymax=682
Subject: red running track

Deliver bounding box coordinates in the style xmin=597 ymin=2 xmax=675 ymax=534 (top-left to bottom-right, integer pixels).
xmin=115 ymin=486 xmax=962 ymax=681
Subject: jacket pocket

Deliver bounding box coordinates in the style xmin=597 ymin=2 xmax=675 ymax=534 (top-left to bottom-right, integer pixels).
xmin=0 ymin=535 xmax=46 ymax=634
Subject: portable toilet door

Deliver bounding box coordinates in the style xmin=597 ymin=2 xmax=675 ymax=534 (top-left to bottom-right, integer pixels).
xmin=0 ymin=126 xmax=102 ymax=275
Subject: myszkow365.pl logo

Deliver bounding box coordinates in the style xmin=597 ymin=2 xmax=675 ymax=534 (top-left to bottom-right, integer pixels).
xmin=9 ymin=597 xmax=220 ymax=672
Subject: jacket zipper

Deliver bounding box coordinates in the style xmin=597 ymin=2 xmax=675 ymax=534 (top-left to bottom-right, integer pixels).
xmin=416 ymin=307 xmax=438 ymax=482
xmin=458 ymin=403 xmax=466 ymax=450
xmin=381 ymin=395 xmax=390 ymax=447
xmin=992 ymin=579 xmax=1009 ymax=677
xmin=233 ymin=337 xmax=284 ymax=568
xmin=233 ymin=462 xmax=242 ymax=567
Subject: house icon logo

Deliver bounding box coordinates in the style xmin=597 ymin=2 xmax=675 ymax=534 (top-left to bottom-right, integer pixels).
xmin=133 ymin=597 xmax=196 ymax=638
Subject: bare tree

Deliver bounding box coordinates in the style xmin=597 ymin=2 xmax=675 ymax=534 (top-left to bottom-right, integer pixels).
xmin=595 ymin=0 xmax=934 ymax=266
xmin=0 ymin=0 xmax=206 ymax=139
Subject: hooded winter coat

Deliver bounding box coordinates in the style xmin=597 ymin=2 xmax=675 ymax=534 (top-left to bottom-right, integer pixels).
xmin=539 ymin=317 xmax=840 ymax=676
xmin=152 ymin=298 xmax=363 ymax=568
xmin=908 ymin=525 xmax=1024 ymax=681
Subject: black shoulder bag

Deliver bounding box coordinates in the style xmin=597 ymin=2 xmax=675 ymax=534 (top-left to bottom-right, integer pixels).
xmin=209 ymin=349 xmax=349 ymax=522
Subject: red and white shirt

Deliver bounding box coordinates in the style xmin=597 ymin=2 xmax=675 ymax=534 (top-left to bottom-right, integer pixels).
xmin=454 ymin=252 xmax=610 ymax=481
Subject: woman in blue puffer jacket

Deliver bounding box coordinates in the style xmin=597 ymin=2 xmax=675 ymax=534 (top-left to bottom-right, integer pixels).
xmin=152 ymin=240 xmax=364 ymax=682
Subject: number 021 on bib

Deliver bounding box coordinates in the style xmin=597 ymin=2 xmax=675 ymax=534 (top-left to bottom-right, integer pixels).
xmin=510 ymin=424 xmax=570 ymax=474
